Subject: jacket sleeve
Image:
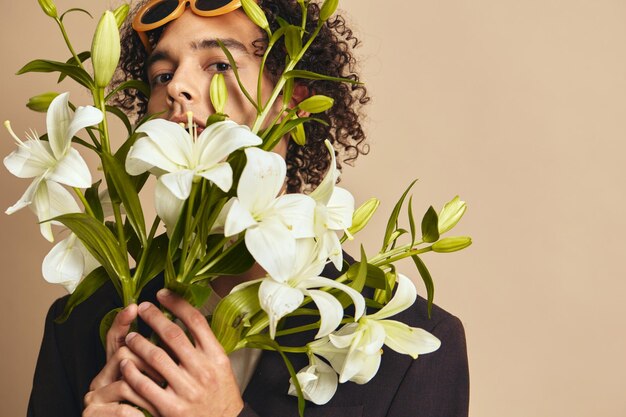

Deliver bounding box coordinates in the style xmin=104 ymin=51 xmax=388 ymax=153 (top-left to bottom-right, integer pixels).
xmin=238 ymin=404 xmax=262 ymax=417
xmin=27 ymin=298 xmax=82 ymax=417
xmin=387 ymin=316 xmax=470 ymax=417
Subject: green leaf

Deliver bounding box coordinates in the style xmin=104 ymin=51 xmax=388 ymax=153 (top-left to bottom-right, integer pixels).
xmin=269 ymin=26 xmax=288 ymax=47
xmin=106 ymin=80 xmax=150 ymax=102
xmin=282 ymin=77 xmax=295 ymax=107
xmin=408 ymin=196 xmax=416 ymax=246
xmin=169 ymin=280 xmax=213 ymax=309
xmin=213 ymin=282 xmax=262 ymax=353
xmin=53 ymin=213 xmax=130 ymax=282
xmin=284 ymin=25 xmax=302 ymax=59
xmin=411 ymin=255 xmax=434 ymax=318
xmin=99 ymin=308 xmax=122 ymax=348
xmin=58 ymin=51 xmax=91 ymax=83
xmin=262 ymin=116 xmax=327 ymax=151
xmin=136 ymin=233 xmax=169 ymax=292
xmin=55 ymin=267 xmax=110 ymax=323
xmin=284 ymin=70 xmax=362 ymax=85
xmin=101 ymin=153 xmax=147 ymax=246
xmin=84 ymin=180 xmax=104 ymax=222
xmin=17 ymin=59 xmax=94 ymax=88
xmin=217 ymin=39 xmax=258 ymax=110
xmin=197 ymin=244 xmax=255 ymax=278
xmin=382 ymin=179 xmax=417 ymax=251
xmin=421 ymin=206 xmax=440 ymax=243
xmin=319 ymin=0 xmax=339 ymax=21
xmin=59 ymin=7 xmax=93 ymax=21
xmin=363 ymin=264 xmax=387 ymax=290
xmin=106 ymin=105 xmax=133 ymax=135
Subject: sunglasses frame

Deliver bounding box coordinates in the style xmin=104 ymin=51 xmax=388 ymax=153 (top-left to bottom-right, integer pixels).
xmin=132 ymin=0 xmax=243 ymax=52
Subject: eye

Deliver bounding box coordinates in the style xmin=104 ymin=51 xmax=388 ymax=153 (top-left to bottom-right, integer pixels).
xmin=151 ymin=72 xmax=173 ymax=87
xmin=209 ymin=62 xmax=232 ymax=73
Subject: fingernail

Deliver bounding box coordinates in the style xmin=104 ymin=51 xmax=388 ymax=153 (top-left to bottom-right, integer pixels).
xmin=125 ymin=332 xmax=138 ymax=343
xmin=138 ymin=302 xmax=150 ymax=312
xmin=120 ymin=359 xmax=128 ymax=368
xmin=158 ymin=289 xmax=172 ymax=298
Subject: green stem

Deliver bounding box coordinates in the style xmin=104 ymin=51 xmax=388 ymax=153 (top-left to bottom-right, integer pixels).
xmin=251 ymin=21 xmax=324 ymax=134
xmin=193 ymin=237 xmax=243 ymax=278
xmin=72 ymin=187 xmax=95 ymax=218
xmin=55 ymin=18 xmax=85 ymax=70
xmin=372 ymin=246 xmax=433 ymax=267
xmin=179 ymin=181 xmax=201 ymax=277
xmin=121 ymin=279 xmax=136 ymax=306
xmin=132 ymin=217 xmax=161 ymax=293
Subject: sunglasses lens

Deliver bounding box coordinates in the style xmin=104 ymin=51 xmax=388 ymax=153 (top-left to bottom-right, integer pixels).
xmin=141 ymin=0 xmax=180 ymax=24
xmin=195 ymin=0 xmax=235 ymax=12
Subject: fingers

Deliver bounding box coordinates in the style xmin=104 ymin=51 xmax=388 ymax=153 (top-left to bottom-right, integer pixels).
xmin=156 ymin=289 xmax=224 ymax=355
xmin=124 ymin=331 xmax=184 ymax=390
xmin=90 ymin=346 xmax=163 ymax=391
xmin=84 ymin=380 xmax=160 ymax=417
xmin=120 ymin=358 xmax=171 ymax=414
xmin=106 ymin=304 xmax=138 ymax=360
xmin=82 ymin=402 xmax=145 ymax=417
xmin=135 ymin=300 xmax=199 ymax=364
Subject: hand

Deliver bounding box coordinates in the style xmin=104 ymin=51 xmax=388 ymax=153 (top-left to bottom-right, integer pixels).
xmin=83 ymin=304 xmax=161 ymax=417
xmin=120 ymin=289 xmax=244 ymax=417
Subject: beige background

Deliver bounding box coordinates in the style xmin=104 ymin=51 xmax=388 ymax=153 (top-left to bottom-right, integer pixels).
xmin=1 ymin=0 xmax=625 ymax=416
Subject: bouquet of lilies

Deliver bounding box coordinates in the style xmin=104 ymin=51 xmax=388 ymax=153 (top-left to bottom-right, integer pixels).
xmin=4 ymin=0 xmax=471 ymax=413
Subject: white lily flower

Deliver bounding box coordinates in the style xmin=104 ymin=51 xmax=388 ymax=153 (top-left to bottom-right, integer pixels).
xmin=310 ymin=274 xmax=441 ymax=384
xmin=288 ymin=354 xmax=338 ymax=405
xmin=250 ymin=239 xmax=365 ymax=339
xmin=42 ymin=233 xmax=99 ymax=293
xmin=126 ymin=118 xmax=262 ymax=227
xmin=223 ymin=147 xmax=315 ymax=282
xmin=309 ymin=140 xmax=355 ymax=270
xmin=3 ymin=92 xmax=101 ymax=240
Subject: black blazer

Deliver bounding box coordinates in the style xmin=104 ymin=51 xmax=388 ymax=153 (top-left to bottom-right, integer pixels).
xmin=28 ymin=265 xmax=469 ymax=417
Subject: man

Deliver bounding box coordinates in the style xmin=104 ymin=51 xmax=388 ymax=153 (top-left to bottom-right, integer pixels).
xmin=28 ymin=1 xmax=469 ymax=416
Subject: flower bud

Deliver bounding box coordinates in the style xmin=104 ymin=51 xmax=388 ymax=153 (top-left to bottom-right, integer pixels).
xmin=112 ymin=3 xmax=130 ymax=28
xmin=26 ymin=92 xmax=59 ymax=112
xmin=347 ymin=198 xmax=380 ymax=236
xmin=298 ymin=95 xmax=334 ymax=114
xmin=438 ymin=196 xmax=467 ymax=234
xmin=431 ymin=237 xmax=472 ymax=253
xmin=320 ymin=0 xmax=339 ymax=22
xmin=241 ymin=0 xmax=270 ymax=33
xmin=290 ymin=121 xmax=306 ymax=145
xmin=37 ymin=0 xmax=58 ymax=18
xmin=91 ymin=11 xmax=121 ymax=88
xmin=210 ymin=74 xmax=228 ymax=114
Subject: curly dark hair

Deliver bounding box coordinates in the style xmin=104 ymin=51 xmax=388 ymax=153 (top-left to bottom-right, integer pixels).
xmin=114 ymin=0 xmax=370 ymax=192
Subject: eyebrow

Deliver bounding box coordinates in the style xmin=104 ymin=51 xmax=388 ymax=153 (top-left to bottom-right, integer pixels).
xmin=146 ymin=37 xmax=250 ymax=70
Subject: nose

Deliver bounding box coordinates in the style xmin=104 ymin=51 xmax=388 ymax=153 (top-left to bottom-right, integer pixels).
xmin=166 ymin=66 xmax=203 ymax=109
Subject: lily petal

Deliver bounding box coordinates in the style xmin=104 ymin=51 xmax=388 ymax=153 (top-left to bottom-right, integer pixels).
xmin=42 ymin=234 xmax=85 ymax=292
xmin=368 ymin=273 xmax=417 ymax=320
xmin=135 ymin=119 xmax=193 ymax=167
xmin=245 ymin=218 xmax=295 ymax=282
xmin=344 ymin=351 xmax=381 ymax=384
xmin=154 ymin=180 xmax=185 ymax=232
xmin=288 ymin=355 xmax=338 ymax=405
xmin=3 ymin=140 xmax=51 ymax=178
xmin=239 ymin=147 xmax=285 ymax=213
xmin=48 ymin=147 xmax=92 ymax=188
xmin=125 ymin=134 xmax=185 ymax=175
xmin=380 ymin=320 xmax=441 ymax=359
xmin=197 ymin=121 xmax=261 ymax=166
xmin=309 ymin=140 xmax=339 ymax=205
xmin=198 ymin=162 xmax=233 ymax=192
xmin=272 ymin=194 xmax=316 ymax=238
xmin=159 ymin=170 xmax=195 ymax=200
xmin=66 ymin=105 xmax=103 ymax=147
xmin=223 ymin=199 xmax=257 ymax=237
xmin=6 ymin=176 xmax=43 ymax=215
xmin=301 ymin=277 xmax=366 ymax=321
xmin=325 ymin=187 xmax=355 ymax=230
xmin=46 ymin=92 xmax=72 ymax=159
xmin=307 ymin=289 xmax=344 ymax=338
xmin=259 ymin=278 xmax=304 ymax=339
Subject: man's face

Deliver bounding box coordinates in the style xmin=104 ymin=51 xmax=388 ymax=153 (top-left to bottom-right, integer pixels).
xmin=146 ymin=9 xmax=281 ymax=137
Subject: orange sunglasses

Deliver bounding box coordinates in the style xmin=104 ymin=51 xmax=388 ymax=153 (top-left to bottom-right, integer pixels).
xmin=132 ymin=0 xmax=243 ymax=53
